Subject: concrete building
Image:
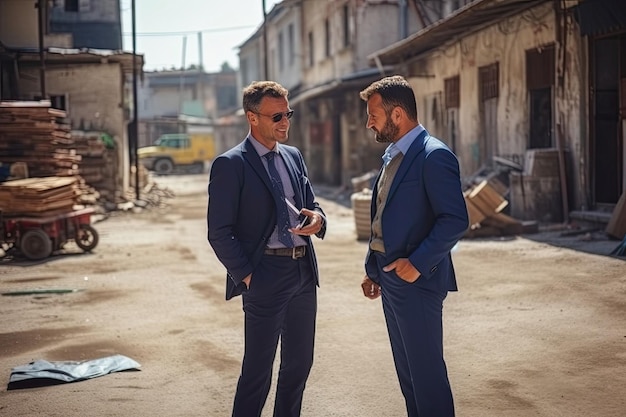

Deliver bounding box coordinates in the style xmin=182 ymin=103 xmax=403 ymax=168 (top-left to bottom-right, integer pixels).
xmin=0 ymin=0 xmax=142 ymax=201
xmin=48 ymin=0 xmax=123 ymax=50
xmin=136 ymin=69 xmax=238 ymax=148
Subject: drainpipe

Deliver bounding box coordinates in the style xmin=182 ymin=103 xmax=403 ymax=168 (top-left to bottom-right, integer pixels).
xmin=399 ymin=0 xmax=408 ymax=39
xmin=374 ymin=55 xmax=385 ymax=76
xmin=554 ymin=0 xmax=569 ymax=222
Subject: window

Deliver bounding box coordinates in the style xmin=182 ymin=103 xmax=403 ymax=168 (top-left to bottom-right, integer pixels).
xmin=288 ymin=24 xmax=295 ymax=66
xmin=240 ymin=58 xmax=249 ymax=86
xmin=65 ymin=0 xmax=78 ymax=12
xmin=324 ymin=19 xmax=331 ymax=58
xmin=526 ymin=44 xmax=555 ymax=149
xmin=444 ymin=76 xmax=460 ymax=109
xmin=308 ymin=31 xmax=314 ymax=67
xmin=478 ymin=63 xmax=499 ymax=101
xmin=79 ymin=0 xmax=91 ymax=12
xmin=278 ymin=31 xmax=285 ymax=71
xmin=526 ymin=44 xmax=555 ymax=90
xmin=343 ymin=4 xmax=350 ymax=47
xmin=50 ymin=94 xmax=68 ymax=112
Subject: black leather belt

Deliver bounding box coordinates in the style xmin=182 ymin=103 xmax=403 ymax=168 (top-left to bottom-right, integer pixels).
xmin=264 ymin=246 xmax=307 ymax=259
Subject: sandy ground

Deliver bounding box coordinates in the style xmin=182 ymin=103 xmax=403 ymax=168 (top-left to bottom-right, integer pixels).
xmin=0 ymin=174 xmax=625 ymax=417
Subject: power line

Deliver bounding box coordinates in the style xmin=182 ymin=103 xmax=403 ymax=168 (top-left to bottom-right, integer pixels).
xmin=121 ymin=25 xmax=256 ymax=37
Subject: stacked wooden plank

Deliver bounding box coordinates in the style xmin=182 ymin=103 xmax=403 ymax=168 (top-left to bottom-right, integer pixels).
xmin=0 ymin=176 xmax=80 ymax=217
xmin=0 ymin=101 xmax=80 ymax=177
xmin=72 ymin=131 xmax=108 ymax=185
xmin=464 ymin=179 xmax=532 ymax=237
xmin=71 ymin=130 xmax=121 ymax=202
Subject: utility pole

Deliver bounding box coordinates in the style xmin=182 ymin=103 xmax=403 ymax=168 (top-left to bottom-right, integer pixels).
xmin=131 ymin=0 xmax=139 ymax=200
xmin=262 ymin=0 xmax=268 ymax=79
xmin=36 ymin=0 xmax=46 ymax=99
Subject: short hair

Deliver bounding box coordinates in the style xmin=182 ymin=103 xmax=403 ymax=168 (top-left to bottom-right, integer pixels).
xmin=359 ymin=75 xmax=418 ymax=121
xmin=242 ymin=81 xmax=289 ymax=113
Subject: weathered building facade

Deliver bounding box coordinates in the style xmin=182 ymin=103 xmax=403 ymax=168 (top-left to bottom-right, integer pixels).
xmin=239 ymin=0 xmax=466 ymax=186
xmin=371 ymin=0 xmax=625 ymax=222
xmin=294 ymin=0 xmax=422 ymax=185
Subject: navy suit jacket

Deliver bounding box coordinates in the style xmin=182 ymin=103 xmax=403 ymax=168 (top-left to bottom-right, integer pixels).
xmin=365 ymin=129 xmax=469 ymax=293
xmin=208 ymin=137 xmax=326 ymax=300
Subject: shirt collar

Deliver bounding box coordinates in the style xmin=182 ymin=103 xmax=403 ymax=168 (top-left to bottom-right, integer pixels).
xmin=248 ymin=133 xmax=280 ymax=157
xmin=395 ymin=124 xmax=424 ymax=155
xmin=382 ymin=124 xmax=424 ymax=165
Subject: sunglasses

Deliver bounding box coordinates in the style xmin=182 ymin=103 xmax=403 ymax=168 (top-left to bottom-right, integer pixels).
xmin=255 ymin=110 xmax=294 ymax=123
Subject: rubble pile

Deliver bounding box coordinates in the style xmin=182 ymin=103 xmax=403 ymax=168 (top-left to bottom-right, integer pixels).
xmin=464 ymin=178 xmax=534 ymax=237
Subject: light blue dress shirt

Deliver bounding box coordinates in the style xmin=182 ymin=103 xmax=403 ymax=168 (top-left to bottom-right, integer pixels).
xmin=382 ymin=124 xmax=425 ymax=166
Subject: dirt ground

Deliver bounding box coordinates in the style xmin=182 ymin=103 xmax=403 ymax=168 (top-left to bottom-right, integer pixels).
xmin=0 ymin=174 xmax=625 ymax=417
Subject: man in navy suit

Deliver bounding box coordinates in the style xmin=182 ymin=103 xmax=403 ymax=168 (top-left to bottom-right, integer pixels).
xmin=207 ymin=81 xmax=326 ymax=417
xmin=359 ymin=75 xmax=469 ymax=417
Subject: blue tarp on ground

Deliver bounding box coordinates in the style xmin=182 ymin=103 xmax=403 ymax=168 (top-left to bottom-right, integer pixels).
xmin=8 ymin=354 xmax=141 ymax=390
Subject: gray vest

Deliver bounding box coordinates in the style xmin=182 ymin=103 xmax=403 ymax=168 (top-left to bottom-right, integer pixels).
xmin=370 ymin=153 xmax=404 ymax=253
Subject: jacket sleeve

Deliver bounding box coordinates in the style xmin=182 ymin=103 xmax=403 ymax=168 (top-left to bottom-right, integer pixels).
xmin=408 ymin=148 xmax=468 ymax=279
xmin=297 ymin=148 xmax=327 ymax=239
xmin=207 ymin=155 xmax=254 ymax=285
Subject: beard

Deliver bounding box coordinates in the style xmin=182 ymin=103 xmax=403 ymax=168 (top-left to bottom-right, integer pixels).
xmin=373 ymin=117 xmax=399 ymax=143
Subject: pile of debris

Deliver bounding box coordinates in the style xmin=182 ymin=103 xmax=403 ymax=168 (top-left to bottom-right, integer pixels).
xmin=463 ymin=178 xmax=534 ymax=238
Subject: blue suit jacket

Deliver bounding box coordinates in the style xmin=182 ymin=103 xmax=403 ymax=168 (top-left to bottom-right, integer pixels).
xmin=208 ymin=137 xmax=326 ymax=300
xmin=365 ymin=129 xmax=469 ymax=293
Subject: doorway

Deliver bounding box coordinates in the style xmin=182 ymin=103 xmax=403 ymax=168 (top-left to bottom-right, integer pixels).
xmin=590 ymin=35 xmax=624 ymax=206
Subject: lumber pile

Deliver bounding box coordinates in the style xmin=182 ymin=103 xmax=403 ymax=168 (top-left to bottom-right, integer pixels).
xmin=72 ymin=131 xmax=110 ymax=186
xmin=0 ymin=101 xmax=81 ymax=177
xmin=0 ymin=102 xmax=118 ymax=205
xmin=0 ymin=176 xmax=81 ymax=217
xmin=464 ymin=179 xmax=533 ymax=237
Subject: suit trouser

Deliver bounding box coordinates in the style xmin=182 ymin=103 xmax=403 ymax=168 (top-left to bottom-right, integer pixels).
xmin=233 ymin=253 xmax=317 ymax=417
xmin=374 ymin=253 xmax=455 ymax=417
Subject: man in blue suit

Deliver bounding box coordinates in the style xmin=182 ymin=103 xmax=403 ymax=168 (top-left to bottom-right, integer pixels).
xmin=207 ymin=81 xmax=326 ymax=417
xmin=359 ymin=75 xmax=469 ymax=417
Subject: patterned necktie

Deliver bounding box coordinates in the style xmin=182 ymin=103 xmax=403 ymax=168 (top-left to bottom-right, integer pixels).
xmin=264 ymin=152 xmax=294 ymax=247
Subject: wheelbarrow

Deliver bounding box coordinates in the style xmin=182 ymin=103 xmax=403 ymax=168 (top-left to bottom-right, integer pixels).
xmin=0 ymin=207 xmax=99 ymax=260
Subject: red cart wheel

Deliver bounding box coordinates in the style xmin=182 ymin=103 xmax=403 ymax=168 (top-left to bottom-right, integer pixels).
xmin=76 ymin=224 xmax=99 ymax=252
xmin=20 ymin=229 xmax=52 ymax=260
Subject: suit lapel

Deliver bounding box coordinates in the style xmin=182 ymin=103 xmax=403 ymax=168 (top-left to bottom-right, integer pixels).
xmin=242 ymin=138 xmax=274 ymax=196
xmin=386 ymin=129 xmax=428 ymax=201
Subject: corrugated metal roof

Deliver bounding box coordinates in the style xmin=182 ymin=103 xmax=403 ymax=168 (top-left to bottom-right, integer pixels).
xmin=573 ymin=0 xmax=626 ymax=36
xmin=2 ymin=47 xmax=143 ymax=74
xmin=369 ymin=0 xmax=547 ymax=66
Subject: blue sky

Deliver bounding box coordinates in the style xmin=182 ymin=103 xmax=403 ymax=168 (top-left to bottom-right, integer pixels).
xmin=121 ymin=0 xmax=279 ymax=72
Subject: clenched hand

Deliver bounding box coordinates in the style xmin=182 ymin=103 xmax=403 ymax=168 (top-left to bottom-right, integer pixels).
xmin=361 ymin=276 xmax=381 ymax=299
